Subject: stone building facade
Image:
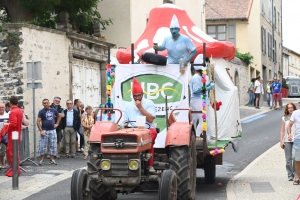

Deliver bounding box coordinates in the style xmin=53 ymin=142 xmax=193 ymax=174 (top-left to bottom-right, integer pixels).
xmin=225 ymin=58 xmax=249 ymax=106
xmin=0 ymin=23 xmax=113 ymax=157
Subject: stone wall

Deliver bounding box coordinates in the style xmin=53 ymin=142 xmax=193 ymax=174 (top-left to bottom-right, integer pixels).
xmin=225 ymin=57 xmax=249 ymax=106
xmin=0 ymin=32 xmax=24 ymax=102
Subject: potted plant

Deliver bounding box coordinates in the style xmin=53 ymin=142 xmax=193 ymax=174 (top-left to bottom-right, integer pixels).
xmin=282 ymin=78 xmax=289 ymax=98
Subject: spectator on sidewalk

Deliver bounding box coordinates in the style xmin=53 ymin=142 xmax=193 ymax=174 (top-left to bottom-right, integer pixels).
xmin=62 ymin=100 xmax=81 ymax=158
xmin=287 ymin=107 xmax=300 ymax=185
xmin=80 ymin=103 xmax=86 ymax=117
xmin=50 ymin=96 xmax=64 ymax=159
xmin=73 ymin=99 xmax=84 ymax=153
xmin=18 ymin=104 xmax=29 ymax=129
xmin=254 ymin=76 xmax=262 ymax=109
xmin=267 ymin=80 xmax=273 ymax=109
xmin=0 ymin=103 xmax=9 ymax=168
xmin=37 ymin=99 xmax=61 ymax=165
xmin=77 ymin=103 xmax=85 ymax=153
xmin=246 ymin=78 xmax=255 ymax=107
xmin=5 ymin=102 xmax=10 ymax=113
xmin=280 ymin=102 xmax=296 ymax=181
xmin=81 ymin=106 xmax=94 ymax=160
xmin=4 ymin=96 xmax=24 ymax=177
xmin=259 ymin=78 xmax=265 ymax=108
xmin=272 ymin=77 xmax=282 ymax=110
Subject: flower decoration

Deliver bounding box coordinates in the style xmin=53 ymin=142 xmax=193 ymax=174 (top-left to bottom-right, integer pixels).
xmin=212 ymin=101 xmax=223 ymax=111
xmin=210 ymin=148 xmax=225 ymax=156
xmin=201 ymin=69 xmax=207 ymax=131
xmin=106 ymin=63 xmax=115 ymax=121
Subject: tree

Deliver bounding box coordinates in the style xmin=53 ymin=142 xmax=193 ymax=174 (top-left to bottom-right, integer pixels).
xmin=0 ymin=0 xmax=112 ymax=34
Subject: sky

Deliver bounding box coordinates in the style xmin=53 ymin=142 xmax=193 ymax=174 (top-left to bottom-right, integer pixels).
xmin=282 ymin=0 xmax=300 ymax=53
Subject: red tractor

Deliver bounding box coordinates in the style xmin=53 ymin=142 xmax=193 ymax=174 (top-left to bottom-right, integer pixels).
xmin=71 ymin=108 xmax=196 ymax=200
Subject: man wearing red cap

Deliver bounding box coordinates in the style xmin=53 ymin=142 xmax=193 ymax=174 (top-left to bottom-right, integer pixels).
xmin=3 ymin=96 xmax=23 ymax=177
xmin=123 ymin=77 xmax=157 ymax=172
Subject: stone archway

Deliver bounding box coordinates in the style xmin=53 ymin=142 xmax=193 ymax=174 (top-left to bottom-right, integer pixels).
xmin=234 ymin=69 xmax=240 ymax=104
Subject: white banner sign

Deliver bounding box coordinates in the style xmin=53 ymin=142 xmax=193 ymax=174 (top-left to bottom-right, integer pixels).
xmin=114 ymin=64 xmax=190 ymax=148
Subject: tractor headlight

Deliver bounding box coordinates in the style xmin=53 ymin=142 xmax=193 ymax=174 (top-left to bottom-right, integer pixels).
xmin=101 ymin=159 xmax=111 ymax=170
xmin=128 ymin=159 xmax=139 ymax=170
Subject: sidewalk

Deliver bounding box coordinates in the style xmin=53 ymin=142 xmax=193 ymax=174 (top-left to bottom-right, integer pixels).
xmin=227 ymin=144 xmax=300 ymax=200
xmin=227 ymin=98 xmax=300 ymax=200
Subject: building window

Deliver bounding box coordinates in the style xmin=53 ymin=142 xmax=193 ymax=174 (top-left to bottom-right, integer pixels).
xmin=207 ymin=25 xmax=226 ymax=41
xmin=268 ymin=0 xmax=271 ymax=22
xmin=273 ymin=7 xmax=276 ymax=28
xmin=268 ymin=32 xmax=272 ymax=59
xmin=261 ymin=26 xmax=266 ymax=54
xmin=273 ymin=39 xmax=277 ymax=62
xmin=261 ymin=0 xmax=265 ymax=14
xmin=207 ymin=25 xmax=236 ymax=45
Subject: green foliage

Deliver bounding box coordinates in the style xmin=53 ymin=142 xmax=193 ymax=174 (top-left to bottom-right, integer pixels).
xmin=235 ymin=49 xmax=254 ymax=66
xmin=19 ymin=0 xmax=112 ymax=34
xmin=282 ymin=78 xmax=289 ymax=89
xmin=6 ymin=32 xmax=22 ymax=67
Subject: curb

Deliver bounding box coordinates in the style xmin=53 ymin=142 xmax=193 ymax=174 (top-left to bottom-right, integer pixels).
xmin=226 ymin=142 xmax=279 ymax=200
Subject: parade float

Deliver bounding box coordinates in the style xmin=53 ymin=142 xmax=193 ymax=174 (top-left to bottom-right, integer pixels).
xmin=71 ymin=4 xmax=242 ymax=200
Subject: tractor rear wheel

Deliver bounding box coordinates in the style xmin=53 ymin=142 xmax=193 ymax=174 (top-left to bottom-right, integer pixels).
xmin=169 ymin=134 xmax=196 ymax=200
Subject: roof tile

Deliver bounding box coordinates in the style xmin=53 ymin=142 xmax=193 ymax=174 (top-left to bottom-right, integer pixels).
xmin=206 ymin=0 xmax=253 ymax=20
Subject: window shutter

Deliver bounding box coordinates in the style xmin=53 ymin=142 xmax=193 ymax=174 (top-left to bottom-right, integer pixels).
xmin=267 ymin=33 xmax=270 ymax=57
xmin=264 ymin=29 xmax=266 ymax=54
xmin=261 ymin=26 xmax=263 ymax=52
xmin=227 ymin=24 xmax=236 ymax=46
xmin=274 ymin=8 xmax=277 ymax=28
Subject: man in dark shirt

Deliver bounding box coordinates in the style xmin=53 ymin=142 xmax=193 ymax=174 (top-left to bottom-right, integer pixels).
xmin=50 ymin=96 xmax=64 ymax=159
xmin=62 ymin=100 xmax=80 ymax=158
xmin=37 ymin=99 xmax=61 ymax=165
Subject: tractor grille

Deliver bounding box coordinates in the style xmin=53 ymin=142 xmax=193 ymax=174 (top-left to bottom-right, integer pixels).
xmin=103 ymin=136 xmax=136 ymax=143
xmin=102 ymin=154 xmax=140 ymax=177
xmin=102 ymin=136 xmax=137 ymax=150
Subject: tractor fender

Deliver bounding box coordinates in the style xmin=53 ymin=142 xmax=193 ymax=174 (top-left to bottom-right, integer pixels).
xmin=165 ymin=122 xmax=192 ymax=147
xmin=89 ymin=121 xmax=119 ymax=143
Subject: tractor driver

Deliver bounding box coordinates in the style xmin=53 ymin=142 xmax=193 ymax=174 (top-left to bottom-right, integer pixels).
xmin=122 ymin=77 xmax=157 ymax=172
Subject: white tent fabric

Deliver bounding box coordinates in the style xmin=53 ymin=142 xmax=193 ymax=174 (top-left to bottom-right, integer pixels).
xmin=206 ymin=58 xmax=242 ymax=142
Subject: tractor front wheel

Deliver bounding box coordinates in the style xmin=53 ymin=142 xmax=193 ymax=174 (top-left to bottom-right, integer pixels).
xmin=169 ymin=134 xmax=196 ymax=200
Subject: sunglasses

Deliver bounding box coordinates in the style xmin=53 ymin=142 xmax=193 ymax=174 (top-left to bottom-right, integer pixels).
xmin=133 ymin=94 xmax=143 ymax=98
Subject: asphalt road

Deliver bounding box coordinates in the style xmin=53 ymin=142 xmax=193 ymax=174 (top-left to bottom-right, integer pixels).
xmin=23 ymin=103 xmax=293 ymax=200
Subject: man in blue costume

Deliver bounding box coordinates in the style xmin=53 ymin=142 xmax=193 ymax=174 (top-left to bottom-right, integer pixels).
xmin=153 ymin=14 xmax=196 ymax=70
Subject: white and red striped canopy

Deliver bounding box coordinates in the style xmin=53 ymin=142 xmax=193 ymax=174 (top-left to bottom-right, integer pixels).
xmin=116 ymin=4 xmax=236 ymax=64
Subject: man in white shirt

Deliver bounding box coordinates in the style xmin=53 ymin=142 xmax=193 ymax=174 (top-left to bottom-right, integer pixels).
xmin=254 ymin=76 xmax=262 ymax=109
xmin=287 ymin=110 xmax=300 ymax=185
xmin=122 ymin=78 xmax=157 ymax=172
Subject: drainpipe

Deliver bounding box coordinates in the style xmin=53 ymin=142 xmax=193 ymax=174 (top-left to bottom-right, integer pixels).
xmin=272 ymin=0 xmax=275 ymax=77
xmin=280 ymin=0 xmax=283 ymax=79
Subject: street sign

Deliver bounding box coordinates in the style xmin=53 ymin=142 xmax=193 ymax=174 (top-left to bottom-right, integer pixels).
xmin=26 ymin=61 xmax=42 ymax=80
xmin=27 ymin=82 xmax=43 ymax=89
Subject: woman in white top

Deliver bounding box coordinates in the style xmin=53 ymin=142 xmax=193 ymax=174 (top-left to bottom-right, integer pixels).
xmin=280 ymin=102 xmax=296 ymax=181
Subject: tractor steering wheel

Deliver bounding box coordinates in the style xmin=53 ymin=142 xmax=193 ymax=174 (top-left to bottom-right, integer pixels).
xmin=125 ymin=121 xmax=151 ymax=129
